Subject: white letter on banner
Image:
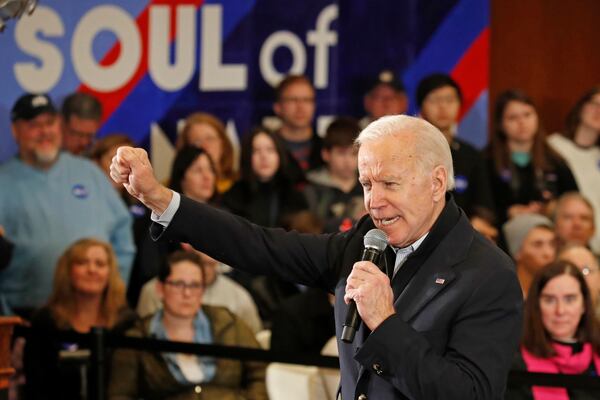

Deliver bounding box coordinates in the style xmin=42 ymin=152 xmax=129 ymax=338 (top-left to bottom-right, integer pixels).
xmin=71 ymin=5 xmax=141 ymax=92
xmin=259 ymin=31 xmax=306 ymax=87
xmin=149 ymin=5 xmax=196 ymax=91
xmin=200 ymin=4 xmax=247 ymax=91
xmin=307 ymin=4 xmax=338 ymax=89
xmin=14 ymin=6 xmax=64 ymax=93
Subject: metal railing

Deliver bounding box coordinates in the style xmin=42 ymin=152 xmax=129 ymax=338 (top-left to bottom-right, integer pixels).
xmin=14 ymin=326 xmax=600 ymax=399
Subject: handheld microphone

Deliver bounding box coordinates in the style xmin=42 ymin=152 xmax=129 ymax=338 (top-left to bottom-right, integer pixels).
xmin=341 ymin=228 xmax=388 ymax=343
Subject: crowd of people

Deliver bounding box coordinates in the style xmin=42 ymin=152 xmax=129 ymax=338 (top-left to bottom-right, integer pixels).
xmin=1 ymin=70 xmax=600 ymax=399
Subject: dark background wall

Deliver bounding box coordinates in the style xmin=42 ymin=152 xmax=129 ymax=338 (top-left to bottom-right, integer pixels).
xmin=490 ymin=0 xmax=600 ymax=136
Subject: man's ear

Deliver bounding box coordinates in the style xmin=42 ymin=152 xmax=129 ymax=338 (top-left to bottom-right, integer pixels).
xmin=431 ymin=165 xmax=447 ymax=201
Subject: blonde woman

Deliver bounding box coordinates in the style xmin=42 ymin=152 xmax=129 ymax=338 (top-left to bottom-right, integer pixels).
xmin=24 ymin=238 xmax=136 ymax=399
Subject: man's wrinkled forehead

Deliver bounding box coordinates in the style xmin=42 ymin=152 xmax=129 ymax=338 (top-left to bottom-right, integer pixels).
xmin=358 ymin=141 xmax=416 ymax=176
xmin=358 ymin=133 xmax=417 ymax=159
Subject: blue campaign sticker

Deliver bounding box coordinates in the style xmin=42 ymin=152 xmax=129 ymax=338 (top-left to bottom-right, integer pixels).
xmin=72 ymin=184 xmax=89 ymax=199
xmin=454 ymin=175 xmax=469 ymax=193
xmin=129 ymin=204 xmax=146 ymax=217
xmin=500 ymin=169 xmax=512 ymax=183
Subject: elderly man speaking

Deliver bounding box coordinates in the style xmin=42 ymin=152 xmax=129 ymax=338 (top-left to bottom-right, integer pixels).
xmin=111 ymin=115 xmax=522 ymax=400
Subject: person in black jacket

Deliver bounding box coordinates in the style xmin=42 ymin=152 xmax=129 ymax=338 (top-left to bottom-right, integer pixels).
xmin=272 ymin=74 xmax=323 ymax=184
xmin=417 ymin=73 xmax=495 ymax=218
xmin=222 ymin=128 xmax=308 ymax=325
xmin=487 ymin=89 xmax=578 ymax=226
xmin=270 ymin=287 xmax=335 ymax=356
xmin=222 ymin=127 xmax=308 ymax=228
xmin=110 ymin=115 xmax=523 ymax=399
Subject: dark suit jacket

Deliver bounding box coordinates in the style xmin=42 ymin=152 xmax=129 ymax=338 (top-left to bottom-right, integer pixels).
xmin=151 ymin=194 xmax=523 ymax=400
xmin=270 ymin=287 xmax=335 ymax=356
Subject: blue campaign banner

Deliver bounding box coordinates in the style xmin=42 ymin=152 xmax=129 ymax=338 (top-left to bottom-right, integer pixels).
xmin=0 ymin=0 xmax=489 ymax=165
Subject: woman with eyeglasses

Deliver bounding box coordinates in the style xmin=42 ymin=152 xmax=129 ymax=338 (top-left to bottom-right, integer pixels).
xmin=505 ymin=260 xmax=600 ymax=399
xmin=109 ymin=251 xmax=267 ymax=400
xmin=548 ymin=88 xmax=600 ymax=253
xmin=24 ymin=238 xmax=136 ymax=399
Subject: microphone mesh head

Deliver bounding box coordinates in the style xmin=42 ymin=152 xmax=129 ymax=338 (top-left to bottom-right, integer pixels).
xmin=364 ymin=229 xmax=388 ymax=251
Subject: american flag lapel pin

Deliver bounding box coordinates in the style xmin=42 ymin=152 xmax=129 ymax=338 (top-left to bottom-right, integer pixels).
xmin=435 ymin=278 xmax=445 ymax=285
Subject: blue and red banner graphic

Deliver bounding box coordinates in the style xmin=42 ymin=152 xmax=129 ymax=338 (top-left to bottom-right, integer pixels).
xmin=0 ymin=0 xmax=489 ymax=163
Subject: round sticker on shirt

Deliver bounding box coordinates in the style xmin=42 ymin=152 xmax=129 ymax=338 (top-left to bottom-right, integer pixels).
xmin=129 ymin=204 xmax=146 ymax=217
xmin=500 ymin=169 xmax=512 ymax=183
xmin=454 ymin=175 xmax=469 ymax=194
xmin=72 ymin=184 xmax=89 ymax=199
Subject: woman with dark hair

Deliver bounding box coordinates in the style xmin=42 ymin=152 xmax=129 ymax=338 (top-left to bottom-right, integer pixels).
xmin=487 ymin=90 xmax=578 ymax=225
xmin=169 ymin=146 xmax=219 ymax=205
xmin=24 ymin=238 xmax=136 ymax=399
xmin=177 ymin=112 xmax=237 ymax=193
xmin=506 ymin=260 xmax=600 ymax=399
xmin=134 ymin=147 xmax=219 ymax=306
xmin=548 ymin=87 xmax=600 ymax=253
xmin=222 ymin=127 xmax=308 ymax=228
xmin=221 ymin=128 xmax=308 ymax=325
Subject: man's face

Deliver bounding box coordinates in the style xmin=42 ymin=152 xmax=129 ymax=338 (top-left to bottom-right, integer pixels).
xmin=12 ymin=112 xmax=62 ymax=167
xmin=358 ymin=134 xmax=446 ymax=247
xmin=419 ymin=86 xmax=461 ymax=134
xmin=555 ymin=198 xmax=595 ymax=246
xmin=364 ymin=85 xmax=408 ymax=120
xmin=517 ymin=227 xmax=556 ymax=274
xmin=273 ymin=81 xmax=316 ymax=131
xmin=323 ymin=145 xmax=358 ymax=181
xmin=63 ymin=115 xmax=100 ymax=155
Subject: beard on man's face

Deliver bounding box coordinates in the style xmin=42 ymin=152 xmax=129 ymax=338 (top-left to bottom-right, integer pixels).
xmin=33 ymin=146 xmax=60 ymax=166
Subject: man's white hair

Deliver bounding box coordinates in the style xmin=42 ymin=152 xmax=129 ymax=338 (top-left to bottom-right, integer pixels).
xmin=355 ymin=115 xmax=455 ymax=190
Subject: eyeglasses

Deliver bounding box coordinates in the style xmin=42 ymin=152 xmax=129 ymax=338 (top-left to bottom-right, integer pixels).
xmin=165 ymin=280 xmax=204 ymax=292
xmin=581 ymin=265 xmax=599 ymax=276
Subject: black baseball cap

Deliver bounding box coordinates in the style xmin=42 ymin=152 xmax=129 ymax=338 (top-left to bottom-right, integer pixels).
xmin=366 ymin=70 xmax=406 ymax=94
xmin=11 ymin=93 xmax=57 ymax=122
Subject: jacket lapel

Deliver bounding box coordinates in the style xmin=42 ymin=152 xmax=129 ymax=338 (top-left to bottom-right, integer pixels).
xmin=395 ymin=216 xmax=473 ymax=322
